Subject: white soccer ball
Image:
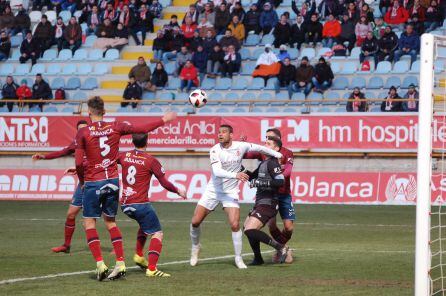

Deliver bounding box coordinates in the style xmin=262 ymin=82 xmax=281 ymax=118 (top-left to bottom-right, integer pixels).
xmin=189 ymin=89 xmax=208 ymax=108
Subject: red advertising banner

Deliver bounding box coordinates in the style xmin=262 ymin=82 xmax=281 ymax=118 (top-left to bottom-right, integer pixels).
xmin=2 ymin=169 xmax=446 ymax=205
xmin=1 ymin=114 xmax=446 ymax=152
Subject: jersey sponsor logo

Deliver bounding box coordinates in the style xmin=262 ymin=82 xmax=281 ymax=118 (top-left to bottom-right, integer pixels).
xmin=385 ymin=174 xmax=417 ymax=202
xmin=95 ymin=158 xmax=112 ymax=169
xmin=124 ymin=157 xmax=145 ymax=165
xmin=122 ymin=186 xmax=137 ymax=197
xmin=126 ymin=152 xmax=131 ymax=157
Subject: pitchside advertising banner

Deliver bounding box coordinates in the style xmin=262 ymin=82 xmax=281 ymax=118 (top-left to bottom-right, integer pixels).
xmin=2 ymin=113 xmax=446 ymax=152
xmin=1 ymin=169 xmax=445 ymax=205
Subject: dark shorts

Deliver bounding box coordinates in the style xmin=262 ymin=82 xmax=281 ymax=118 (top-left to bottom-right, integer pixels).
xmin=71 ymin=184 xmax=83 ymax=207
xmin=249 ymin=200 xmax=279 ymax=226
xmin=121 ymin=203 xmax=162 ymax=235
xmin=82 ymin=178 xmax=120 ymax=219
xmin=278 ymin=194 xmax=296 ymax=221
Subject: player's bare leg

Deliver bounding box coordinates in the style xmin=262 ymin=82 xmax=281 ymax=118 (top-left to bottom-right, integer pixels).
xmin=145 ymin=231 xmax=170 ymax=277
xmin=224 ymin=207 xmax=247 ymax=269
xmin=103 ymin=216 xmax=126 ymax=280
xmin=84 ymin=218 xmax=108 ymax=281
xmin=268 ymin=217 xmax=294 ymax=263
xmin=189 ymin=205 xmax=211 ymax=266
xmin=52 ymin=205 xmax=81 ymax=253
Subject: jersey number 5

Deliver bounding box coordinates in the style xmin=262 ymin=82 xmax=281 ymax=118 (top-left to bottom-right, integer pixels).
xmin=127 ymin=165 xmax=136 ymax=185
xmin=99 ymin=136 xmax=110 ymax=157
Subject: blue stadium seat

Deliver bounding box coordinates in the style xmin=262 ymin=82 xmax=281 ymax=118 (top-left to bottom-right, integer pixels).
xmin=409 ymin=60 xmax=420 ymax=73
xmin=265 ymin=77 xmax=278 ymax=90
xmin=232 ymin=77 xmax=248 ymax=90
xmin=142 ymin=92 xmax=155 ymax=100
xmin=41 ymin=49 xmax=58 ymax=61
xmin=343 ymin=92 xmax=351 ymax=99
xmin=182 ymin=106 xmax=195 ymax=113
xmin=29 ymin=106 xmax=42 ymax=112
xmin=334 ymin=107 xmax=346 ymax=112
xmin=166 ymin=77 xmax=180 ymax=90
xmin=324 ymin=91 xmax=340 ymax=105
xmin=364 ymin=91 xmax=376 ymax=99
xmin=10 ymin=35 xmax=22 ymax=47
xmin=9 ymin=49 xmax=21 ymax=61
xmin=291 ymin=92 xmax=306 ymax=102
xmin=30 ymin=64 xmax=45 ymax=75
xmin=316 ymin=107 xmax=331 ymax=113
xmin=350 ymin=77 xmax=366 ymax=89
xmin=23 ymin=77 xmax=33 ymax=86
xmin=434 ymin=60 xmax=444 ymax=73
xmin=245 ymin=34 xmax=260 ymax=46
xmin=81 ymin=77 xmax=98 ymax=90
xmin=159 ymin=93 xmax=173 ymax=100
xmin=242 ymin=62 xmax=256 ymax=75
xmin=46 ymin=64 xmax=61 ymax=75
xmin=241 ymin=92 xmax=256 ymax=105
xmin=257 ymin=92 xmax=273 ymax=106
xmin=340 ymin=62 xmax=357 ymax=74
xmin=165 ymin=62 xmax=175 ymax=75
xmin=15 ymin=64 xmax=30 ymax=76
xmin=93 ymin=64 xmax=108 ymax=75
xmin=87 ymin=49 xmax=103 ymax=61
xmin=0 ymin=106 xmax=8 ymax=112
xmin=251 ymin=107 xmax=264 ymax=113
xmin=375 ymin=61 xmax=391 ymax=74
xmin=215 ymin=78 xmax=231 ymax=90
xmin=43 ymin=106 xmax=58 ymax=112
xmin=248 ymin=77 xmax=264 ymax=90
xmin=59 ymin=10 xmax=71 ymax=23
xmin=198 ymin=107 xmax=213 ymax=113
xmin=283 ymin=107 xmax=295 ymax=112
xmin=331 ymin=77 xmax=349 ymax=90
xmin=367 ymin=76 xmax=384 ymax=89
xmin=317 ymin=47 xmax=331 ymax=57
xmin=384 ymin=76 xmax=401 ymax=89
xmin=104 ymin=49 xmax=119 ymax=60
xmin=260 ymin=34 xmax=274 ymax=45
xmin=402 ymin=76 xmax=418 ymax=88
xmin=72 ymin=91 xmax=87 ymax=100
xmin=307 ymin=92 xmax=323 ymax=105
xmin=29 ymin=11 xmax=42 ymax=23
xmin=393 ymin=60 xmax=409 ymax=73
xmin=72 ymin=48 xmax=87 ymax=61
xmin=299 ymin=48 xmax=315 ymax=60
xmin=117 ymin=106 xmax=131 ymax=113
xmin=77 ymin=64 xmax=92 ymax=75
xmin=349 ymin=47 xmax=361 ymax=59
xmin=225 ymin=93 xmax=239 ymax=100
xmin=56 ymin=49 xmax=73 ymax=61
xmin=61 ymin=106 xmax=75 ymax=113
xmin=288 ymin=48 xmax=299 ymax=60
xmin=159 ymin=0 xmax=171 ymax=7
xmin=84 ymin=35 xmax=97 ymax=47
xmin=378 ymin=91 xmax=389 ymax=98
xmin=251 ymin=47 xmax=264 ymax=60
xmin=271 ymin=92 xmax=288 ymax=105
xmin=200 ymin=78 xmax=216 ymax=90
xmin=66 ymin=77 xmax=81 ymax=90
xmin=233 ymin=107 xmax=247 ymax=113
xmin=239 ymin=48 xmax=251 ymax=60
xmin=51 ymin=77 xmax=65 ymax=89
xmin=370 ymin=106 xmax=381 ymax=112
xmin=266 ymin=107 xmax=280 ymax=113
xmin=0 ymin=64 xmax=14 ymax=76
xmin=208 ymin=92 xmax=222 ymax=104
xmin=62 ymin=64 xmax=76 ymax=75
xmin=331 ymin=62 xmax=341 ymax=74
xmin=216 ymin=107 xmax=230 ymax=113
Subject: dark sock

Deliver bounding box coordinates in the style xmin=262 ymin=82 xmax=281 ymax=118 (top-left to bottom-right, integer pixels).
xmin=269 ymin=227 xmax=288 ymax=245
xmin=245 ymin=229 xmax=284 ymax=251
xmin=247 ymin=235 xmax=263 ymax=261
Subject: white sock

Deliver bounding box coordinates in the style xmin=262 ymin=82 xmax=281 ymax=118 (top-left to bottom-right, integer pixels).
xmin=190 ymin=224 xmax=201 ymax=247
xmin=232 ymin=230 xmax=243 ymax=257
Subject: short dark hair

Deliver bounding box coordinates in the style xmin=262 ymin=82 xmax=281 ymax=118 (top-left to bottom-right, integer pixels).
xmin=220 ymin=124 xmax=233 ymax=133
xmin=172 ymin=14 xmax=178 ymax=19
xmin=267 ymin=136 xmax=282 ymax=149
xmin=87 ymin=96 xmax=105 ymax=115
xmin=266 ymin=128 xmax=281 ymax=139
xmin=77 ymin=120 xmax=88 ymax=128
xmin=42 ymin=15 xmax=47 ymax=19
xmin=132 ymin=133 xmax=148 ymax=148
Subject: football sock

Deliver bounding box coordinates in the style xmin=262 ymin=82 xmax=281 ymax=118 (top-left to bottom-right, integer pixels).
xmin=136 ymin=228 xmax=147 ymax=257
xmin=64 ymin=217 xmax=76 ymax=247
xmin=281 ymin=229 xmax=293 ymax=244
xmin=190 ymin=224 xmax=201 ymax=247
xmin=148 ymin=238 xmax=163 ymax=271
xmin=86 ymin=228 xmax=103 ymax=262
xmin=269 ymin=226 xmax=288 ymax=245
xmin=246 ymin=234 xmax=262 ymax=261
xmin=232 ymin=230 xmax=243 ymax=257
xmin=244 ymin=229 xmax=284 ymax=251
xmin=108 ymin=226 xmax=124 ymax=261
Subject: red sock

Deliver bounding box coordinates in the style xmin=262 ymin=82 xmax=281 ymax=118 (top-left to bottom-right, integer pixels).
xmin=86 ymin=228 xmax=103 ymax=262
xmin=64 ymin=218 xmax=76 ymax=247
xmin=136 ymin=228 xmax=147 ymax=257
xmin=109 ymin=226 xmax=124 ymax=261
xmin=281 ymin=229 xmax=293 ymax=244
xmin=270 ymin=227 xmax=288 ymax=245
xmin=148 ymin=238 xmax=162 ymax=271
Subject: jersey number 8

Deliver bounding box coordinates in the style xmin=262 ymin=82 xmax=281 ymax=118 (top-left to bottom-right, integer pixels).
xmin=127 ymin=165 xmax=137 ymax=185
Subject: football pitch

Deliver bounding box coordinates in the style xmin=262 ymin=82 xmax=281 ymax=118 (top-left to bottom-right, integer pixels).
xmin=0 ymin=202 xmax=414 ymax=295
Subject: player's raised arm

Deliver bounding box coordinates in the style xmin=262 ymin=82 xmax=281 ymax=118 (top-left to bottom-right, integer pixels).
xmin=32 ymin=142 xmax=76 ymax=161
xmin=118 ymin=111 xmax=177 ymax=135
xmin=151 ymin=158 xmax=187 ymax=199
xmin=243 ymin=142 xmax=282 ymax=159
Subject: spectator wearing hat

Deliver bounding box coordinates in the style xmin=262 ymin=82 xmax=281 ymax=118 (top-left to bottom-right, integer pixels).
xmin=162 ymin=27 xmax=184 ymax=64
xmin=19 ymin=32 xmax=38 ymax=65
xmin=0 ymin=30 xmax=10 ymax=61
xmin=303 ymin=13 xmax=323 ymax=47
xmin=221 ymin=44 xmax=241 ymax=78
xmin=288 ymin=56 xmax=314 ymax=98
xmin=260 ymin=2 xmax=278 ymax=35
xmin=244 ymin=3 xmax=261 ymax=35
xmin=402 ymin=84 xmax=419 ymax=112
xmin=273 ymin=14 xmax=291 ymax=48
xmin=275 ymin=57 xmax=296 ymax=93
xmin=312 ymin=57 xmax=334 ymax=92
xmin=179 ymin=60 xmax=199 ymax=93
xmin=31 ymin=74 xmax=52 ymax=112
xmin=1 ymin=76 xmax=19 ymax=112
xmin=34 ymin=15 xmax=54 ymax=56
xmin=359 ymin=31 xmax=379 ymax=70
xmin=381 ymin=86 xmax=402 ymax=112
xmin=322 ymin=13 xmax=341 ymax=49
xmin=346 ymin=87 xmax=368 ymax=112
xmin=337 ymin=14 xmax=356 ymax=52
xmin=16 ymin=78 xmax=32 ymax=109
xmin=122 ymin=76 xmax=142 ymax=109
xmin=215 ymin=3 xmax=231 ymax=35
xmin=277 ymin=44 xmax=290 ymax=62
xmin=12 ymin=5 xmax=31 ymax=38
xmin=394 ymin=24 xmax=419 ymax=65
xmin=63 ymin=17 xmax=82 ymax=53
xmin=227 ymin=15 xmax=245 ymax=43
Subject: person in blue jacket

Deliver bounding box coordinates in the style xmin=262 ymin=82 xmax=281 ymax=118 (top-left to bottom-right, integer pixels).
xmin=259 ymin=2 xmax=278 ymax=34
xmin=393 ymin=24 xmax=420 ymax=65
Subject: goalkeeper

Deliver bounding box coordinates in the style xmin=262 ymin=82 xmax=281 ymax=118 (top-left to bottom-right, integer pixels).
xmin=243 ymin=136 xmax=289 ymax=265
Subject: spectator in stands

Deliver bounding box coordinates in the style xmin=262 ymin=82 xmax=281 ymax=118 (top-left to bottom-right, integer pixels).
xmin=384 ymin=0 xmax=409 ymax=30
xmin=344 ymin=2 xmax=359 ymax=23
xmin=129 ymin=57 xmax=151 ymax=89
xmin=203 ymin=30 xmax=217 ymax=53
xmin=346 ymin=87 xmax=368 ymax=112
xmin=112 ymin=23 xmax=129 ymax=51
xmin=176 ymin=46 xmax=193 ymax=76
xmin=359 ymin=31 xmax=379 ymax=70
xmin=274 ymin=57 xmax=295 ymax=93
xmin=288 ymin=56 xmax=314 ymax=98
xmin=148 ymin=62 xmax=168 ymax=92
xmin=64 ymin=17 xmax=82 ymax=54
xmin=304 ymin=14 xmax=323 ymax=47
xmin=402 ymin=83 xmax=419 ymax=112
xmin=322 ymin=13 xmax=341 ymax=49
xmin=337 ymin=14 xmax=356 ymax=53
xmin=12 ymin=5 xmax=31 ymax=38
xmin=122 ymin=76 xmax=142 ymax=109
xmin=179 ymin=60 xmax=199 ymax=92
xmin=253 ymin=44 xmax=280 ymax=84
xmin=34 ymin=15 xmax=54 ymax=57
xmin=0 ymin=6 xmax=14 ymax=35
xmin=408 ymin=13 xmax=424 ymax=35
xmin=290 ymin=15 xmax=305 ymax=49
xmin=62 ymin=0 xmax=78 ymax=14
xmin=189 ymin=30 xmax=202 ymax=52
xmin=53 ymin=17 xmax=65 ymax=52
xmin=199 ymin=3 xmax=216 ymax=26
xmin=1 ymin=76 xmax=18 ymax=112
xmin=424 ymin=0 xmax=442 ymax=32
xmin=231 ymin=2 xmax=246 ymax=23
xmin=317 ymin=0 xmax=341 ymax=19
xmin=0 ymin=31 xmax=11 ymax=61
xmin=381 ymin=86 xmax=402 ymax=112
xmin=50 ymin=0 xmax=63 ymax=14
xmin=163 ymin=15 xmax=180 ymax=36
xmin=276 ymin=44 xmax=290 ymax=61
xmin=372 ymin=17 xmax=387 ymax=39
xmin=360 ymin=3 xmax=375 ymax=23
xmin=244 ymin=3 xmax=261 ymax=35
xmin=33 ymin=0 xmax=52 ymax=12
xmin=192 ymin=44 xmax=208 ymax=81
xmin=184 ymin=4 xmax=200 ymax=24
xmin=273 ymin=14 xmax=291 ymax=48
xmin=379 ymin=0 xmax=393 ymax=16
xmin=260 ymin=2 xmax=278 ymax=35
xmin=31 ymin=74 xmax=52 ymax=112
xmin=228 ymin=15 xmax=245 ymax=43
xmin=182 ymin=16 xmax=198 ymax=46
xmin=152 ymin=31 xmax=168 ymax=62
xmin=378 ymin=26 xmax=398 ymax=62
xmin=96 ymin=18 xmax=115 ymax=39
xmin=215 ymin=3 xmax=231 ymax=34
xmin=162 ymin=27 xmax=184 ymax=64
xmin=148 ymin=0 xmax=163 ymax=21
xmin=394 ymin=24 xmax=420 ymax=65
xmin=117 ymin=5 xmax=137 ymax=45
xmin=220 ymin=29 xmax=240 ymax=52
xmin=408 ymin=0 xmax=426 ymax=21
xmin=16 ymin=79 xmax=32 ymax=109
xmin=312 ymin=57 xmax=334 ymax=92
xmin=132 ymin=4 xmax=152 ymax=45
xmin=292 ymin=0 xmax=317 ymax=22
xmin=355 ymin=16 xmax=372 ymax=46
xmin=102 ymin=3 xmax=118 ymax=23
xmin=207 ymin=44 xmax=224 ymax=78
xmin=198 ymin=17 xmax=215 ymax=38
xmin=19 ymin=31 xmax=38 ymax=65
xmin=221 ymin=44 xmax=241 ymax=78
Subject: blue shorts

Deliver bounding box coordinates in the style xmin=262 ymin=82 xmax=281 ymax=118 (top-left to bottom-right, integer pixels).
xmin=71 ymin=184 xmax=83 ymax=207
xmin=82 ymin=178 xmax=120 ymax=219
xmin=121 ymin=203 xmax=162 ymax=235
xmin=278 ymin=194 xmax=295 ymax=221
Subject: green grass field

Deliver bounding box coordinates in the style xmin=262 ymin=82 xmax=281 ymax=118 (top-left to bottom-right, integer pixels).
xmin=0 ymin=202 xmax=415 ymax=295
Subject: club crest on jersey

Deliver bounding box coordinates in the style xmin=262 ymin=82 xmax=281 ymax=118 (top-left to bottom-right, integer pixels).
xmin=274 ymin=167 xmax=282 ymax=174
xmin=126 ymin=152 xmax=131 ymax=157
xmin=89 ymin=126 xmax=96 ymax=131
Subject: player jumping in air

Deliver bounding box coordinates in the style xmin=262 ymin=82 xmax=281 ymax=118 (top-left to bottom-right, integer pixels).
xmin=244 ymin=136 xmax=289 ymax=265
xmin=75 ymin=96 xmax=177 ymax=281
xmin=244 ymin=128 xmax=295 ymax=263
xmin=118 ymin=133 xmax=187 ymax=278
xmin=32 ymin=120 xmax=88 ymax=254
xmin=189 ymin=125 xmax=283 ymax=269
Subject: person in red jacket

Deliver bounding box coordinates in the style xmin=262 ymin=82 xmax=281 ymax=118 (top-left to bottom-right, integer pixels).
xmin=384 ymin=0 xmax=409 ymax=29
xmin=322 ymin=14 xmax=341 ymax=49
xmin=16 ymin=79 xmax=32 ymax=109
xmin=181 ymin=16 xmax=197 ymax=47
xmin=179 ymin=60 xmax=199 ymax=92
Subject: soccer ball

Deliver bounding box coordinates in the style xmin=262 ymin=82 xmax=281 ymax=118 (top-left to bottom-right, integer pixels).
xmin=189 ymin=89 xmax=208 ymax=108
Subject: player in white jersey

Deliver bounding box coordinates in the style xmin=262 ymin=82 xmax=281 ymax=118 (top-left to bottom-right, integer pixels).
xmin=189 ymin=125 xmax=283 ymax=269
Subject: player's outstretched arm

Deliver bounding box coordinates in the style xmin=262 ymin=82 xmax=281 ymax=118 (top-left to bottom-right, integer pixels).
xmin=211 ymin=161 xmax=249 ymax=182
xmin=64 ymin=167 xmax=77 ymax=175
xmin=152 ymin=159 xmax=187 ymax=199
xmin=32 ymin=142 xmax=76 ymax=160
xmin=244 ymin=142 xmax=282 ymax=159
xmin=122 ymin=111 xmax=178 ymax=134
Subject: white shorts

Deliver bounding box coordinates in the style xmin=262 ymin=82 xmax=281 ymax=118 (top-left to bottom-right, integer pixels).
xmin=197 ymin=189 xmax=240 ymax=211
